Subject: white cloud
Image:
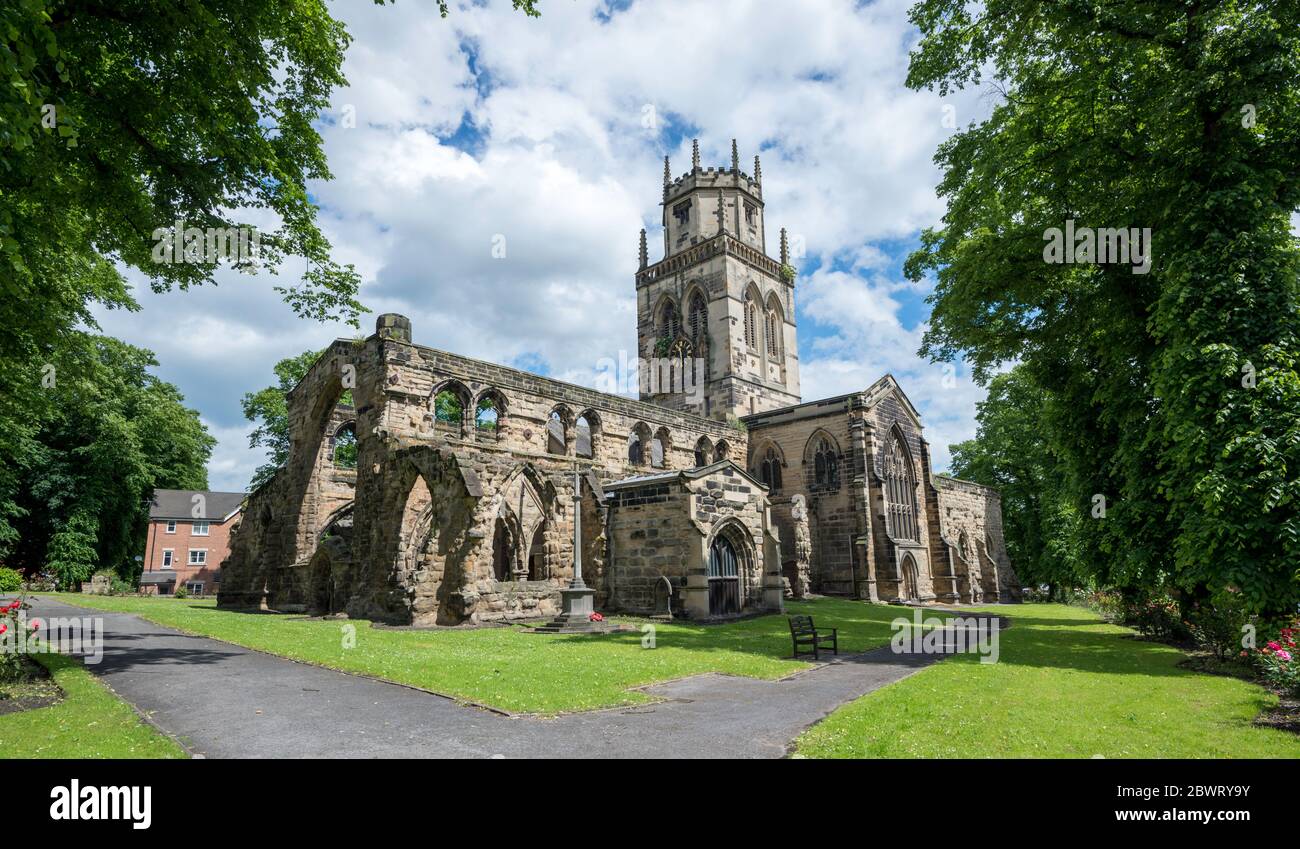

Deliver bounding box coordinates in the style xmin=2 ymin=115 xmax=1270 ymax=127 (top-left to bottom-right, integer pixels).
xmin=92 ymin=0 xmax=998 ymax=486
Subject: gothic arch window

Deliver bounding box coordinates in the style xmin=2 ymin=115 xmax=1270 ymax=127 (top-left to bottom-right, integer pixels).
xmin=546 ymin=409 xmax=567 ymax=455
xmin=744 ymin=290 xmax=759 ymax=349
xmin=808 ymin=432 xmax=840 ymax=491
xmin=658 ymin=297 xmax=681 ymax=340
xmin=713 ymin=439 xmax=731 ymax=462
xmin=956 ymin=530 xmax=970 ymax=561
xmin=628 ymin=422 xmax=651 ymax=466
xmin=765 ymin=294 xmax=783 ymax=362
xmin=694 ymin=436 xmax=713 ymax=467
xmin=651 ymin=427 xmax=671 ymax=469
xmin=432 ymin=382 xmax=469 ymax=435
xmin=688 ymin=291 xmax=708 ymax=342
xmin=668 ymin=338 xmax=693 ymax=394
xmin=474 ymin=390 xmax=504 ymax=439
xmin=756 ymin=444 xmax=783 ymax=492
xmin=331 ymin=422 xmax=357 ymax=469
xmin=884 ymin=429 xmax=919 ymax=541
xmin=575 ymin=411 xmax=598 ymax=459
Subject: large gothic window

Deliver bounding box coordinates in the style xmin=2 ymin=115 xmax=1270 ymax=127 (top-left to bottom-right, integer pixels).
xmin=812 ymin=436 xmax=839 ymax=491
xmin=884 ymin=431 xmax=919 ymax=541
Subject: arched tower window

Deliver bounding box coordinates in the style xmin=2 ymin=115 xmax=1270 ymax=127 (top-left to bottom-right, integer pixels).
xmin=689 ymin=292 xmax=708 ymax=341
xmin=546 ymin=410 xmax=567 ymax=455
xmin=765 ymin=294 xmax=783 ymax=362
xmin=475 ymin=391 xmax=504 ymax=439
xmin=575 ymin=412 xmax=597 ymax=459
xmin=332 ymin=422 xmax=357 ymax=469
xmin=884 ymin=430 xmax=919 ymax=541
xmin=744 ymin=291 xmax=759 ymax=349
xmin=659 ymin=298 xmax=681 ymax=340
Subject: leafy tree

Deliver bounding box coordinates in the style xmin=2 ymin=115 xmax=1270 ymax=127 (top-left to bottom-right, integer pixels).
xmin=0 ymin=0 xmax=539 ymax=559
xmin=949 ymin=367 xmax=1084 ymax=599
xmin=241 ymin=349 xmax=322 ymax=490
xmin=8 ymin=334 xmax=214 ymax=585
xmin=905 ymin=1 xmax=1300 ymax=615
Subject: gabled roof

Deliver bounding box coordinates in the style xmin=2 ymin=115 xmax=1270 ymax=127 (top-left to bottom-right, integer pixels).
xmin=858 ymin=373 xmax=924 ymax=428
xmin=148 ymin=490 xmax=247 ymax=522
xmin=604 ymin=459 xmax=766 ymax=492
xmin=742 ymin=373 xmax=926 ymax=430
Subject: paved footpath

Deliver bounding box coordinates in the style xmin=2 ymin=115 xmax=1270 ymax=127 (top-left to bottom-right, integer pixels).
xmin=30 ymin=597 xmax=943 ymax=759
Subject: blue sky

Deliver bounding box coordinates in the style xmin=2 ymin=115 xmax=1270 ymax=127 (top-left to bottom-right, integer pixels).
xmin=93 ymin=0 xmax=997 ymax=492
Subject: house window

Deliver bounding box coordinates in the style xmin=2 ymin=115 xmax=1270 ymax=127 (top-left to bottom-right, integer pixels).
xmin=192 ymin=521 xmax=210 ymax=536
xmin=188 ymin=549 xmax=207 ymax=566
xmin=185 ymin=581 xmax=204 ymax=596
xmin=165 ymin=520 xmax=176 ymax=534
xmin=161 ymin=550 xmax=174 ymax=569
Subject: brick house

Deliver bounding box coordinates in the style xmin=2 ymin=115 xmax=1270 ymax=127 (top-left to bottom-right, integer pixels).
xmin=141 ymin=490 xmax=246 ymax=596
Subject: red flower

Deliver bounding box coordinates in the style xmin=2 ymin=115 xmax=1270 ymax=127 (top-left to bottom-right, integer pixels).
xmin=588 ymin=612 xmax=604 ymax=622
xmin=28 ymin=619 xmax=39 ymax=629
xmin=0 ymin=624 xmax=7 ymax=635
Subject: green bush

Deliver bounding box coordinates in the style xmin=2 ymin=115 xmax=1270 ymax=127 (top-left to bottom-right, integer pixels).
xmin=173 ymin=585 xmax=188 ymax=599
xmin=0 ymin=568 xmax=22 ymax=593
xmin=1082 ymin=589 xmax=1124 ymax=622
xmin=1187 ymin=592 xmax=1251 ymax=661
xmin=110 ymin=578 xmax=135 ymax=595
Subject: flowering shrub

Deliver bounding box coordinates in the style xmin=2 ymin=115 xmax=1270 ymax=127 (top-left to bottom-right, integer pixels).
xmin=0 ymin=595 xmax=39 ymax=682
xmin=1083 ymin=589 xmax=1125 ymax=622
xmin=1123 ymin=595 xmax=1190 ymax=642
xmin=1252 ymin=620 xmax=1300 ymax=696
xmin=588 ymin=612 xmax=604 ymax=623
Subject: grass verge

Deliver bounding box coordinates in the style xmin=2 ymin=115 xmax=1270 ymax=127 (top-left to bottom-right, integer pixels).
xmin=794 ymin=603 xmax=1300 ymax=758
xmin=0 ymin=652 xmax=186 ymax=758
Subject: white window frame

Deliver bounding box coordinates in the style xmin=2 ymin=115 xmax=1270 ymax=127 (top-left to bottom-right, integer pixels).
xmin=185 ymin=581 xmax=204 ymax=596
xmin=161 ymin=549 xmax=174 ymax=569
xmin=165 ymin=520 xmax=176 ymax=534
xmin=191 ymin=520 xmax=210 ymax=536
xmin=188 ymin=549 xmax=207 ymax=566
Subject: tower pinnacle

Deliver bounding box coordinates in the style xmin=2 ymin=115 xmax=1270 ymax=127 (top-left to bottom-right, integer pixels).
xmin=731 ymin=139 xmax=740 ymax=174
xmin=754 ymin=154 xmax=762 ymax=184
xmin=691 ymin=138 xmax=700 ymax=172
xmin=638 ymin=228 xmax=648 ymax=269
xmin=780 ymin=228 xmax=790 ymax=265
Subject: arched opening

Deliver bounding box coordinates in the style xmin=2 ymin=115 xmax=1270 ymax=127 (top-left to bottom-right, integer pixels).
xmin=884 ymin=428 xmax=919 ymax=541
xmin=713 ymin=439 xmax=730 ymax=462
xmin=900 ymin=552 xmax=920 ymax=601
xmin=764 ymin=293 xmax=784 ymax=363
xmin=491 ymin=517 xmax=515 ymax=581
xmin=575 ymin=411 xmax=597 ymax=459
xmin=707 ymin=533 xmax=741 ymax=616
xmin=651 ymin=426 xmax=670 ymax=468
xmin=433 ymin=384 xmax=468 ymax=435
xmin=475 ymin=391 xmax=503 ymax=439
xmin=331 ymin=422 xmax=357 ymax=469
xmin=628 ymin=422 xmax=651 ymax=465
xmin=546 ymin=409 xmax=567 ymax=455
xmin=527 ymin=523 xmax=547 ymax=580
xmin=694 ymin=436 xmax=712 ymax=467
xmin=757 ymin=444 xmax=782 ymax=492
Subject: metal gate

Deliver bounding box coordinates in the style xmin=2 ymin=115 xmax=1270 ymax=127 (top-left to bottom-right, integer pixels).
xmin=708 ymin=535 xmax=740 ymax=616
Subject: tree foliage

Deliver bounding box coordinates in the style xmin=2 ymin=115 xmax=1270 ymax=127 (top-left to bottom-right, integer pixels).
xmin=907 ymin=0 xmax=1300 ymax=614
xmin=241 ymin=349 xmax=322 ymax=491
xmin=6 ymin=334 xmax=214 ymax=586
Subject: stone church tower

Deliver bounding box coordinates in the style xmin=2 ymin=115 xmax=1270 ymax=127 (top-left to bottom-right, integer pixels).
xmin=636 ymin=139 xmax=801 ymax=421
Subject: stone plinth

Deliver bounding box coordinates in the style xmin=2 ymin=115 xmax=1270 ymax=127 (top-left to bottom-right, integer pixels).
xmin=532 ymin=587 xmax=612 ymax=633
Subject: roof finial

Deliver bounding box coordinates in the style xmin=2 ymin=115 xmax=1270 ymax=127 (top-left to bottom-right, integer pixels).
xmin=663 ymin=155 xmax=671 ymax=201
xmin=780 ymin=228 xmax=790 ymax=265
xmin=691 ymin=138 xmax=700 ymax=172
xmin=638 ymin=228 xmax=648 ymax=269
xmin=754 ymin=154 xmax=762 ymax=184
xmin=731 ymin=139 xmax=739 ymax=174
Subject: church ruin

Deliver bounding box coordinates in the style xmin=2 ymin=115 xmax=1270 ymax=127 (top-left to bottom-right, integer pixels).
xmin=217 ymin=140 xmax=1018 ymax=625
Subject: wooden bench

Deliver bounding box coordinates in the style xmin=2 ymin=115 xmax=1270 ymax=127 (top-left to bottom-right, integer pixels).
xmin=789 ymin=615 xmax=838 ymax=660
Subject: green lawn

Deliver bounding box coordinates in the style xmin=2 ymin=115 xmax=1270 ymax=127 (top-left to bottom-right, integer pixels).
xmin=0 ymin=653 xmax=187 ymax=758
xmin=794 ymin=603 xmax=1300 ymax=758
xmin=40 ymin=593 xmax=933 ymax=714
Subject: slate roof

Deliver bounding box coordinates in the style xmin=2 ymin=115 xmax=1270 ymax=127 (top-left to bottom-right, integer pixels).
xmin=148 ymin=489 xmax=247 ymax=522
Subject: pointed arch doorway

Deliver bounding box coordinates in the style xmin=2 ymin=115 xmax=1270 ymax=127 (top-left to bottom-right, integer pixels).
xmin=707 ymin=535 xmax=740 ymax=616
